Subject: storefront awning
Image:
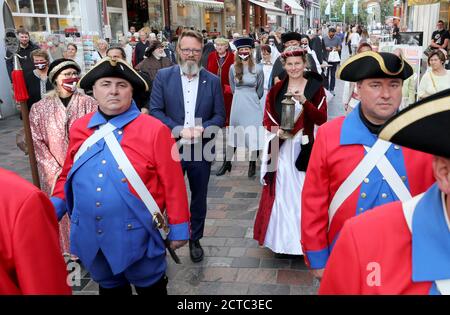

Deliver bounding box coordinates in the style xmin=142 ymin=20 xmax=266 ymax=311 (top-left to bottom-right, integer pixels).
xmin=407 ymin=0 xmax=439 ymax=5
xmin=248 ymin=0 xmax=286 ymax=16
xmin=283 ymin=0 xmax=304 ymax=16
xmin=177 ymin=0 xmax=224 ymax=9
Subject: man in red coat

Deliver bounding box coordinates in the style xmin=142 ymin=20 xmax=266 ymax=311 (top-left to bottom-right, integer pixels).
xmin=301 ymin=51 xmax=435 ymax=279
xmin=206 ymin=37 xmax=234 ymax=126
xmin=0 ymin=168 xmax=71 ymax=295
xmin=320 ymin=89 xmax=450 ymax=294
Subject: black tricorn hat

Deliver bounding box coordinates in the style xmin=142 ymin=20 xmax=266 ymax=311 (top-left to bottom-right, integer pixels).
xmin=378 ymin=88 xmax=450 ymax=158
xmin=79 ymin=57 xmax=149 ymax=92
xmin=281 ymin=32 xmax=302 ymax=45
xmin=337 ymin=51 xmax=413 ymax=82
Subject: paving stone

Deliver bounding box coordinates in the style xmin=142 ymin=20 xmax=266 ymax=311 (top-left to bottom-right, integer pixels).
xmin=245 ymin=248 xmax=275 ymax=258
xmin=196 ymin=282 xmax=249 ymax=295
xmin=214 ymin=226 xmax=247 ymax=238
xmin=248 ymin=283 xmax=290 ymax=295
xmin=289 ymin=285 xmax=319 ymax=295
xmin=260 ymin=258 xmax=292 ymax=269
xmin=228 ymin=247 xmax=247 ymax=258
xmin=225 ymin=238 xmax=259 ymax=248
xmin=203 ymin=246 xmax=230 ymax=257
xmin=201 ymin=237 xmax=227 ymax=247
xmin=234 ymin=192 xmax=258 ymax=198
xmin=231 ymin=257 xmax=261 ymax=268
xmin=236 ymin=268 xmax=277 ymax=284
xmin=201 ymin=267 xmax=239 ymax=282
xmin=207 ymin=210 xmax=227 ymax=219
xmin=290 ymin=258 xmax=309 ymax=270
xmin=277 ymin=270 xmax=314 ymax=286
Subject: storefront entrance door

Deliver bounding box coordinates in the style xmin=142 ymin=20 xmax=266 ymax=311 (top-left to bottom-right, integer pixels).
xmin=108 ymin=9 xmax=127 ymax=42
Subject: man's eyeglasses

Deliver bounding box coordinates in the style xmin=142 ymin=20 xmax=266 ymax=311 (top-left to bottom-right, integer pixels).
xmin=180 ymin=48 xmax=202 ymax=55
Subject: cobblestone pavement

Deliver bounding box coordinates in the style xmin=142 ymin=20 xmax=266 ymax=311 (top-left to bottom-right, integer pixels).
xmin=0 ymin=53 xmax=346 ymax=295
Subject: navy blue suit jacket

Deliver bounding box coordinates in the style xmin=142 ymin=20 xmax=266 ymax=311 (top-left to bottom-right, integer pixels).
xmin=149 ymin=65 xmax=225 ymax=139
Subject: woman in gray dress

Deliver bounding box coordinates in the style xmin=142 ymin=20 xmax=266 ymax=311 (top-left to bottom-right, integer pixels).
xmin=216 ymin=37 xmax=264 ymax=178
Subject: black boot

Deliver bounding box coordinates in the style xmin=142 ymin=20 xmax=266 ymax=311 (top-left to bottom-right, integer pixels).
xmin=189 ymin=240 xmax=204 ymax=263
xmin=248 ymin=161 xmax=256 ymax=178
xmin=135 ymin=275 xmax=168 ymax=296
xmin=216 ymin=160 xmax=232 ymax=176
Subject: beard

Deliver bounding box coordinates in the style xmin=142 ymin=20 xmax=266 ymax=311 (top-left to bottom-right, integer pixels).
xmin=179 ymin=58 xmax=201 ymax=76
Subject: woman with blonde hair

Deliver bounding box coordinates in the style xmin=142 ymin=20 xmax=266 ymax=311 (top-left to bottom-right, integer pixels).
xmin=29 ymin=58 xmax=98 ymax=257
xmin=219 ymin=37 xmax=264 ymax=178
xmin=92 ymin=39 xmax=109 ymax=64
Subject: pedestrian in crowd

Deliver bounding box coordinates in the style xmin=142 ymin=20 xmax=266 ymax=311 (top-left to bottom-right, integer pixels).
xmin=301 ymin=52 xmax=435 ymax=279
xmin=6 ymin=28 xmax=39 ymax=81
xmin=300 ymin=35 xmax=322 ymax=75
xmin=135 ymin=40 xmax=173 ymax=97
xmin=349 ymin=27 xmax=361 ymax=56
xmin=106 ymin=47 xmax=152 ymax=114
xmin=393 ymin=48 xmax=417 ymax=110
xmin=29 ymin=58 xmax=98 ymax=256
xmin=323 ymin=27 xmax=342 ymax=94
xmin=345 ymin=26 xmax=352 ymax=55
xmin=360 ymin=29 xmax=371 ymax=45
xmin=221 ymin=37 xmax=264 ymax=178
xmin=127 ymin=25 xmax=136 ymax=38
xmin=259 ymin=44 xmax=274 ymax=112
xmin=92 ymin=39 xmax=109 ymax=64
xmin=267 ymin=35 xmax=281 ymax=63
xmin=206 ymin=37 xmax=234 ymax=127
xmin=134 ymin=31 xmax=150 ymax=67
xmin=64 ymin=43 xmax=85 ymax=73
xmin=320 ymin=89 xmax=450 ymax=295
xmin=50 ymin=57 xmax=190 ymax=295
xmin=418 ymin=50 xmax=450 ymax=100
xmin=308 ymin=28 xmax=326 ymax=65
xmin=163 ymin=41 xmax=177 ymax=64
xmin=430 ymin=20 xmax=449 ymax=51
xmin=201 ymin=39 xmax=216 ymax=68
xmin=254 ymin=33 xmax=268 ymax=63
xmin=254 ymin=47 xmax=327 ymax=257
xmin=47 ymin=36 xmax=65 ymax=62
xmin=0 ymin=168 xmax=71 ymax=295
xmin=392 ymin=17 xmax=401 ymax=44
xmin=342 ymin=43 xmax=372 ymax=114
xmin=150 ymin=30 xmax=225 ymax=263
xmin=24 ymin=49 xmax=53 ymax=111
xmin=118 ymin=36 xmax=134 ymax=65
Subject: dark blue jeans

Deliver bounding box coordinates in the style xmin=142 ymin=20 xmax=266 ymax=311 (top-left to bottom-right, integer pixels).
xmin=327 ymin=62 xmax=339 ymax=91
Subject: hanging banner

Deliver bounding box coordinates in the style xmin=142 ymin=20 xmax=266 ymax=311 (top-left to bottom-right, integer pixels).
xmin=407 ymin=0 xmax=439 ymax=6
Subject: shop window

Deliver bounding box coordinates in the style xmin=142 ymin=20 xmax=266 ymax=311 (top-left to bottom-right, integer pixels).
xmin=49 ymin=17 xmax=81 ymax=32
xmin=59 ymin=0 xmax=69 ymax=15
xmin=107 ymin=0 xmax=123 ymax=8
xmin=47 ymin=0 xmax=58 ymax=14
xmin=19 ymin=0 xmax=32 ymax=13
xmin=5 ymin=0 xmax=18 ymax=13
xmin=13 ymin=15 xmax=47 ymax=31
xmin=34 ymin=0 xmax=46 ymax=13
xmin=69 ymin=0 xmax=80 ymax=15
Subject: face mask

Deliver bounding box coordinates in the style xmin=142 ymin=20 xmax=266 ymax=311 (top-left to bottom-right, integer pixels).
xmin=238 ymin=52 xmax=250 ymax=60
xmin=34 ymin=62 xmax=48 ymax=70
xmin=61 ymin=77 xmax=79 ymax=93
xmin=301 ymin=44 xmax=308 ymax=49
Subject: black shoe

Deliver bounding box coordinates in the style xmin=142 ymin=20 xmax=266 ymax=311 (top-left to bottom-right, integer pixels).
xmin=248 ymin=161 xmax=256 ymax=178
xmin=216 ymin=161 xmax=232 ymax=176
xmin=189 ymin=240 xmax=204 ymax=263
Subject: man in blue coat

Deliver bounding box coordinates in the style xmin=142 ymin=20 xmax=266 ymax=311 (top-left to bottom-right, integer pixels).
xmin=150 ymin=30 xmax=226 ymax=263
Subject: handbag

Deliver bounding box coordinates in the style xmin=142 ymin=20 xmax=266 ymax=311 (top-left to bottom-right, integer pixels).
xmin=328 ymin=50 xmax=341 ymax=63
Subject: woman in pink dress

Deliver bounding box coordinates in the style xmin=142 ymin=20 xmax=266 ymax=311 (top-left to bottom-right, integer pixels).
xmin=30 ymin=58 xmax=98 ymax=257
